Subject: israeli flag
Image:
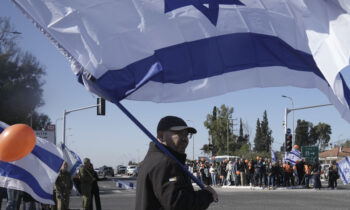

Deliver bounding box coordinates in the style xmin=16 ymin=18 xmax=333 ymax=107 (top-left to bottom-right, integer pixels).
xmin=285 ymin=148 xmax=301 ymax=166
xmin=115 ymin=179 xmax=136 ymax=190
xmin=0 ymin=121 xmax=64 ymax=204
xmin=59 ymin=143 xmax=82 ymax=176
xmin=271 ymin=149 xmax=277 ymax=163
xmin=337 ymin=157 xmax=350 ymax=185
xmin=11 ymin=0 xmax=350 ymax=123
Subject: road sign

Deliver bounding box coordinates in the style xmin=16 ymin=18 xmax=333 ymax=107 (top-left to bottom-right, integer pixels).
xmin=46 ymin=124 xmax=55 ymax=131
xmin=35 ymin=130 xmax=55 ymax=144
xmin=301 ymin=146 xmax=319 ymax=164
xmin=286 ymin=128 xmax=291 ymax=134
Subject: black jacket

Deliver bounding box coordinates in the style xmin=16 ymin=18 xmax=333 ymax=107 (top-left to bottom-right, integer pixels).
xmin=135 ymin=142 xmax=214 ymax=210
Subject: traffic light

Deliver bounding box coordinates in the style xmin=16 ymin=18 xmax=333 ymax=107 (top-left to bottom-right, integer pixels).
xmin=97 ymin=98 xmax=105 ymax=115
xmin=285 ymin=134 xmax=292 ymax=152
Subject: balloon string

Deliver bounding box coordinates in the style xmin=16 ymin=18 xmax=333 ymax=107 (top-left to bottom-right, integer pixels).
xmin=112 ymin=100 xmax=205 ymax=189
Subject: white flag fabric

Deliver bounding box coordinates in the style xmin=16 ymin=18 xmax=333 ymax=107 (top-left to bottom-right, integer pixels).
xmin=271 ymin=149 xmax=277 ymax=163
xmin=59 ymin=143 xmax=82 ymax=176
xmin=285 ymin=148 xmax=301 ymax=166
xmin=338 ymin=157 xmax=350 ymax=185
xmin=0 ymin=121 xmax=64 ymax=204
xmin=11 ymin=0 xmax=350 ymax=122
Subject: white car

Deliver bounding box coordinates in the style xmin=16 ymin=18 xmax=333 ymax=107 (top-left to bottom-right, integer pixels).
xmin=127 ymin=165 xmax=139 ymax=176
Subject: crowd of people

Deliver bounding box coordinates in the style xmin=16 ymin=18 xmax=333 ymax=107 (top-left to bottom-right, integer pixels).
xmin=0 ymin=157 xmax=101 ymax=210
xmin=187 ymin=157 xmax=340 ymax=190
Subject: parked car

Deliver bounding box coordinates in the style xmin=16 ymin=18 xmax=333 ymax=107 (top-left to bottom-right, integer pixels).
xmin=127 ymin=165 xmax=139 ymax=176
xmin=98 ymin=166 xmax=114 ymax=177
xmin=116 ymin=165 xmax=127 ymax=174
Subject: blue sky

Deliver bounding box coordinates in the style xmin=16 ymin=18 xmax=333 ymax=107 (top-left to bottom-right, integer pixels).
xmin=1 ymin=1 xmax=350 ymax=168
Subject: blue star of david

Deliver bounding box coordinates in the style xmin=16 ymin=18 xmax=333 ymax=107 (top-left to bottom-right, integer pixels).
xmin=164 ymin=0 xmax=245 ymax=26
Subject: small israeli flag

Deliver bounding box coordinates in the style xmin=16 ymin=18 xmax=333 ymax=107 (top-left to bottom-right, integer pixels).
xmin=337 ymin=157 xmax=350 ymax=185
xmin=271 ymin=150 xmax=277 ymax=163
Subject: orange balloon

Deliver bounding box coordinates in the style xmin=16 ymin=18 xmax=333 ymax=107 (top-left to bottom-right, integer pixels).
xmin=294 ymin=145 xmax=299 ymax=150
xmin=236 ymin=171 xmax=240 ymax=175
xmin=0 ymin=124 xmax=36 ymax=162
xmin=245 ymin=159 xmax=249 ymax=163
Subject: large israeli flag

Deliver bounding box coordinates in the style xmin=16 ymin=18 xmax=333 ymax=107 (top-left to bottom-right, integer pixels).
xmin=0 ymin=121 xmax=64 ymax=204
xmin=11 ymin=0 xmax=350 ymax=122
xmin=338 ymin=157 xmax=350 ymax=185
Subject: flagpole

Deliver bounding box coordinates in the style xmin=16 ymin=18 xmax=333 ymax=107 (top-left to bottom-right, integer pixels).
xmin=112 ymin=100 xmax=205 ymax=189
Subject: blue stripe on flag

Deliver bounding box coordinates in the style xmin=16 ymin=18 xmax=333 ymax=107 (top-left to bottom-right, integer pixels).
xmin=91 ymin=33 xmax=327 ymax=101
xmin=0 ymin=161 xmax=53 ymax=200
xmin=286 ymin=159 xmax=296 ymax=164
xmin=339 ymin=73 xmax=350 ymax=106
xmin=346 ymin=157 xmax=350 ymax=166
xmin=31 ymin=145 xmax=63 ymax=173
xmin=337 ymin=160 xmax=349 ymax=185
xmin=289 ymin=151 xmax=301 ymax=159
xmin=0 ymin=127 xmax=4 ymax=133
xmin=69 ymin=161 xmax=82 ymax=175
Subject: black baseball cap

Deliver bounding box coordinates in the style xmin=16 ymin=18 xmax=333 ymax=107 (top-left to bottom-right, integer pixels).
xmin=157 ymin=116 xmax=197 ymax=134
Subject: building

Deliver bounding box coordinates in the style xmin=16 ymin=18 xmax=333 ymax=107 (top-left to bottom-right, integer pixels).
xmin=319 ymin=146 xmax=350 ymax=164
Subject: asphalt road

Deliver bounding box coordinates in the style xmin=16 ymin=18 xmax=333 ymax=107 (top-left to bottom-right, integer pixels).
xmin=2 ymin=177 xmax=349 ymax=210
xmin=67 ymin=177 xmax=350 ymax=210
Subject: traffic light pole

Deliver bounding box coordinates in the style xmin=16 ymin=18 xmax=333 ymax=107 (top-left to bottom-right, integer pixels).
xmin=283 ymin=103 xmax=332 ymax=147
xmin=62 ymin=104 xmax=98 ymax=145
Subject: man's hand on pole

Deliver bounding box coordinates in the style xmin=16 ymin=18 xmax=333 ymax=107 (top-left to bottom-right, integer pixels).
xmin=204 ymin=186 xmax=218 ymax=202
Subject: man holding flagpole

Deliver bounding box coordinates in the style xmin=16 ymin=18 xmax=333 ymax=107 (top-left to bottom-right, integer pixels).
xmin=136 ymin=116 xmax=217 ymax=210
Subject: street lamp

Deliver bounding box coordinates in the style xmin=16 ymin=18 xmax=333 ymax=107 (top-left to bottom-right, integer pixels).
xmin=186 ymin=120 xmax=195 ymax=161
xmin=282 ymin=95 xmax=295 ymax=144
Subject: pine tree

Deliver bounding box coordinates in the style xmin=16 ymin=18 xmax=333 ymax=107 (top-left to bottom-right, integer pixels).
xmin=254 ymin=119 xmax=263 ymax=151
xmin=260 ymin=111 xmax=273 ymax=152
xmin=237 ymin=118 xmax=249 ymax=149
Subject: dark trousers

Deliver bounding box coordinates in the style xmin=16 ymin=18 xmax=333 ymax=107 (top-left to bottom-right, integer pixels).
xmin=90 ymin=185 xmax=101 ymax=210
xmin=0 ymin=187 xmax=6 ymax=208
xmin=283 ymin=172 xmax=290 ymax=186
xmin=313 ymin=174 xmax=321 ymax=189
xmin=305 ymin=174 xmax=311 ymax=188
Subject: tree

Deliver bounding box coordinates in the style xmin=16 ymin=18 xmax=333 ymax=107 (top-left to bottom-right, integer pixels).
xmin=260 ymin=111 xmax=274 ymax=152
xmin=0 ymin=17 xmax=51 ymax=128
xmin=236 ymin=118 xmax=249 ymax=149
xmin=254 ymin=111 xmax=274 ymax=152
xmin=341 ymin=140 xmax=350 ymax=147
xmin=294 ymin=119 xmax=331 ymax=150
xmin=0 ymin=17 xmax=18 ymax=56
xmin=200 ymin=144 xmax=211 ymax=155
xmin=295 ymin=120 xmax=313 ymax=147
xmin=314 ymin=123 xmax=332 ymax=151
xmin=254 ymin=119 xmax=263 ymax=151
xmin=203 ymin=104 xmax=236 ymax=155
